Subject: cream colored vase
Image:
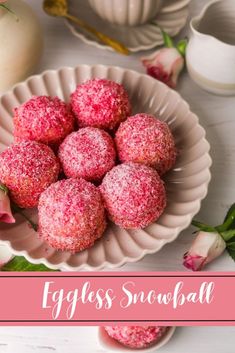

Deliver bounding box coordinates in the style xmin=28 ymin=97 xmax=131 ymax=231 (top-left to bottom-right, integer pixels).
xmin=0 ymin=0 xmax=43 ymax=93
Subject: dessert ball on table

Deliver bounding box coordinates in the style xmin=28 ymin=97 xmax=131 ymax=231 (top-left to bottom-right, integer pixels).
xmin=0 ymin=141 xmax=60 ymax=208
xmin=115 ymin=113 xmax=177 ymax=175
xmin=105 ymin=326 xmax=169 ymax=349
xmin=13 ymin=96 xmax=75 ymax=147
xmin=70 ymin=79 xmax=131 ymax=130
xmin=100 ymin=162 xmax=166 ymax=229
xmin=38 ymin=178 xmax=106 ymax=253
xmin=58 ymin=127 xmax=116 ymax=182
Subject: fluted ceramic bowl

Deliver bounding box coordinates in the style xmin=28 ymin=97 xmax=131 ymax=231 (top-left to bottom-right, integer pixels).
xmin=0 ymin=65 xmax=211 ymax=271
xmin=88 ymin=0 xmax=163 ymax=26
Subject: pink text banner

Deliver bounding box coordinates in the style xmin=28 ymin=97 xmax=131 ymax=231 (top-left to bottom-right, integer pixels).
xmin=0 ymin=272 xmax=234 ymax=326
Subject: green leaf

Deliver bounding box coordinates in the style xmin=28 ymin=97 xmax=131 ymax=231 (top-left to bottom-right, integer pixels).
xmin=176 ymin=38 xmax=188 ymax=57
xmin=0 ymin=183 xmax=8 ymax=194
xmin=1 ymin=256 xmax=58 ymax=271
xmin=226 ymin=235 xmax=235 ymax=243
xmin=226 ymin=241 xmax=235 ymax=250
xmin=216 ymin=203 xmax=235 ymax=232
xmin=220 ymin=230 xmax=235 ymax=242
xmin=161 ymin=29 xmax=175 ymax=48
xmin=226 ymin=243 xmax=235 ymax=262
xmin=191 ymin=220 xmax=216 ymax=232
xmin=0 ymin=3 xmax=18 ymax=21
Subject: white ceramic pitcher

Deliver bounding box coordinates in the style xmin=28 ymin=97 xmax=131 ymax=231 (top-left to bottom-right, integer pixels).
xmin=186 ymin=0 xmax=235 ymax=96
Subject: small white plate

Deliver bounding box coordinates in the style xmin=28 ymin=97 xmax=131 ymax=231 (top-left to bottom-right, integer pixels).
xmin=98 ymin=326 xmax=176 ymax=352
xmin=65 ymin=0 xmax=191 ymax=52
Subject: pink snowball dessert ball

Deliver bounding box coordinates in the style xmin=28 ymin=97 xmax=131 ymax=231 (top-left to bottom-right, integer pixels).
xmin=115 ymin=113 xmax=177 ymax=175
xmin=105 ymin=326 xmax=169 ymax=349
xmin=13 ymin=96 xmax=75 ymax=147
xmin=70 ymin=79 xmax=132 ymax=130
xmin=58 ymin=127 xmax=116 ymax=182
xmin=38 ymin=178 xmax=106 ymax=253
xmin=0 ymin=141 xmax=60 ymax=208
xmin=100 ymin=162 xmax=166 ymax=229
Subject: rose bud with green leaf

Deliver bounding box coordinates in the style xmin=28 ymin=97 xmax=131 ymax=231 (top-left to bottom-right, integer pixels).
xmin=183 ymin=231 xmax=226 ymax=271
xmin=0 ymin=184 xmax=15 ymax=224
xmin=183 ymin=203 xmax=235 ymax=271
xmin=141 ymin=30 xmax=187 ymax=89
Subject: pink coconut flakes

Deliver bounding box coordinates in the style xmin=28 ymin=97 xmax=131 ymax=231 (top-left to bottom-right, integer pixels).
xmin=105 ymin=326 xmax=169 ymax=349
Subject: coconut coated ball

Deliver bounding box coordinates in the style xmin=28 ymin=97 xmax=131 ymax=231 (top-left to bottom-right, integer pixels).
xmin=58 ymin=127 xmax=116 ymax=182
xmin=70 ymin=79 xmax=132 ymax=130
xmin=105 ymin=326 xmax=169 ymax=349
xmin=0 ymin=141 xmax=60 ymax=208
xmin=100 ymin=162 xmax=166 ymax=229
xmin=38 ymin=178 xmax=106 ymax=253
xmin=13 ymin=95 xmax=75 ymax=147
xmin=115 ymin=113 xmax=177 ymax=175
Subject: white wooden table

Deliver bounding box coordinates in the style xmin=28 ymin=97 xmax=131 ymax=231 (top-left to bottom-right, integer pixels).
xmin=0 ymin=0 xmax=235 ymax=352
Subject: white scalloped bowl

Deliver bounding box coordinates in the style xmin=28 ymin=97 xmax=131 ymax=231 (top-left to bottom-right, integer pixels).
xmin=98 ymin=326 xmax=176 ymax=352
xmin=0 ymin=65 xmax=211 ymax=271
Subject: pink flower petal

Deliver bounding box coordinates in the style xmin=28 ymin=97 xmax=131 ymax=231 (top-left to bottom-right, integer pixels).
xmin=0 ymin=190 xmax=15 ymax=224
xmin=183 ymin=253 xmax=206 ymax=271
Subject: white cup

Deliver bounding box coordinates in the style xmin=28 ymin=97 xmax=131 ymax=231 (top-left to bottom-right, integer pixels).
xmin=88 ymin=0 xmax=163 ymax=27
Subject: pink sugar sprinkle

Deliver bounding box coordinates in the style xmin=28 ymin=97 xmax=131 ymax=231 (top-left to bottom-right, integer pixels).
xmin=105 ymin=326 xmax=169 ymax=349
xmin=38 ymin=178 xmax=106 ymax=253
xmin=13 ymin=95 xmax=75 ymax=147
xmin=100 ymin=162 xmax=166 ymax=229
xmin=115 ymin=113 xmax=177 ymax=175
xmin=0 ymin=141 xmax=60 ymax=208
xmin=70 ymin=79 xmax=132 ymax=130
xmin=58 ymin=127 xmax=116 ymax=182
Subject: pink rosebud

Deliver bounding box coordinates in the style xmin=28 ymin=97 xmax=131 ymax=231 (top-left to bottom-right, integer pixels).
xmin=141 ymin=47 xmax=184 ymax=88
xmin=0 ymin=189 xmax=15 ymax=224
xmin=183 ymin=231 xmax=226 ymax=271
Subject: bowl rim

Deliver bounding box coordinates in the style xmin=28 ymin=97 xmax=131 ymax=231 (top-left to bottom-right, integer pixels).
xmin=0 ymin=64 xmax=212 ymax=271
